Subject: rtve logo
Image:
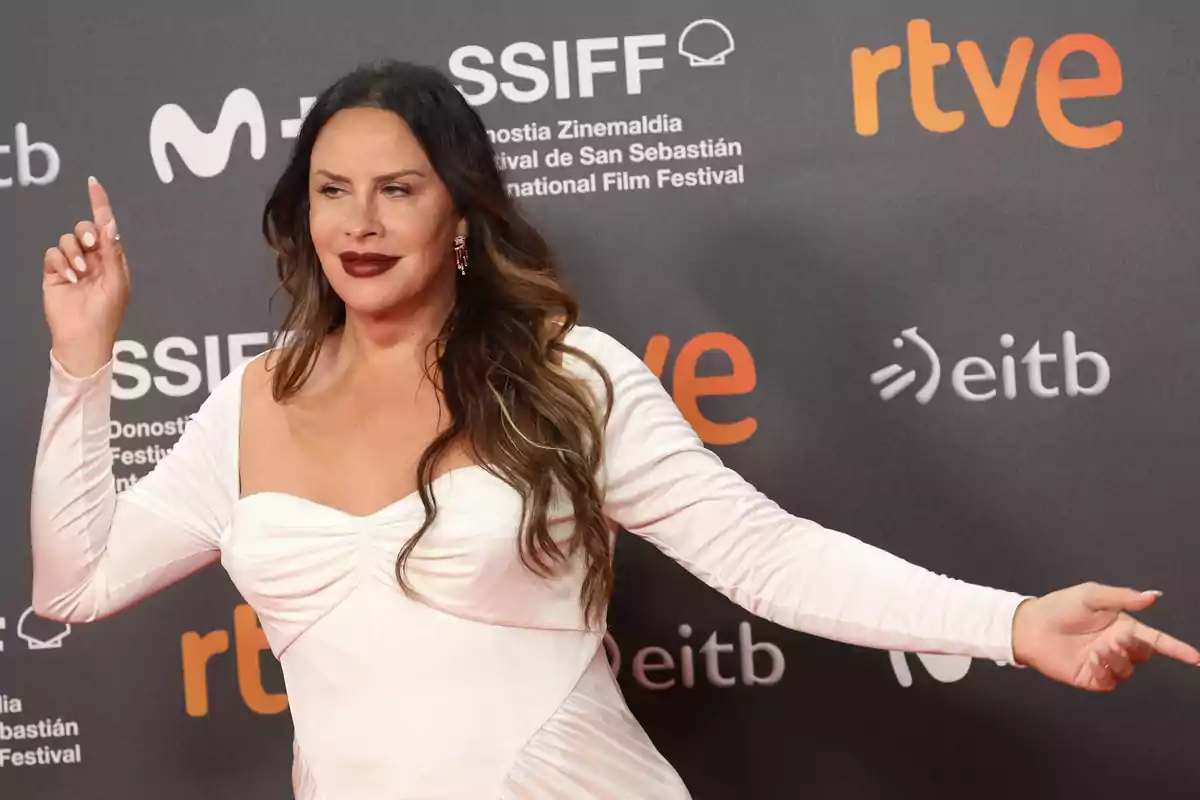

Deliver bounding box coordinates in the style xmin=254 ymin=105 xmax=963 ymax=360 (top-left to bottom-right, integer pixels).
xmin=852 ymin=19 xmax=1123 ymax=149
xmin=149 ymin=89 xmax=314 ymax=184
xmin=0 ymin=123 xmax=60 ymax=189
xmin=871 ymin=327 xmax=1110 ymax=404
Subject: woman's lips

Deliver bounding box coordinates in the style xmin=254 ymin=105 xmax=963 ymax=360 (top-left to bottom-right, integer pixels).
xmin=339 ymin=254 xmax=399 ymax=278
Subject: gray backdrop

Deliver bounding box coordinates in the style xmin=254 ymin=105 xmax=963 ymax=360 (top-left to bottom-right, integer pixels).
xmin=3 ymin=1 xmax=1199 ymax=797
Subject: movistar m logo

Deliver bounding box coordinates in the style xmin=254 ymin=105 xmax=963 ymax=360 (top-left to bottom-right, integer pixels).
xmin=889 ymin=651 xmax=972 ymax=687
xmin=149 ymin=88 xmax=268 ymax=183
xmin=871 ymin=327 xmax=1110 ymax=403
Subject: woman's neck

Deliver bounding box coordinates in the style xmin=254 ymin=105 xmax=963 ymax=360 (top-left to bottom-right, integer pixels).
xmin=333 ymin=289 xmax=455 ymax=380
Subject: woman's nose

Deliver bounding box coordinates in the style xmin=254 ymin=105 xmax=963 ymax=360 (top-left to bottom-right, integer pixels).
xmin=345 ymin=198 xmax=382 ymax=238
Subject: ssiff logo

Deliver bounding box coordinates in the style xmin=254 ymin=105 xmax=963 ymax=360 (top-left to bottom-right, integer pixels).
xmin=449 ymin=18 xmax=733 ymax=106
xmin=871 ymin=327 xmax=1110 ymax=403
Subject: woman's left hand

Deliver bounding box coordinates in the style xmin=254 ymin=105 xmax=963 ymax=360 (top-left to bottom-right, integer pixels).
xmin=1011 ymin=583 xmax=1200 ymax=691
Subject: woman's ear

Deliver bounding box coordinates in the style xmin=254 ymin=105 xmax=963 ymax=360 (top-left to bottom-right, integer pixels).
xmin=455 ymin=216 xmax=469 ymax=238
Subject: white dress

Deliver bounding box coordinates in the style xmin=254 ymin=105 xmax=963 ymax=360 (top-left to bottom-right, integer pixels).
xmin=29 ymin=324 xmax=1027 ymax=799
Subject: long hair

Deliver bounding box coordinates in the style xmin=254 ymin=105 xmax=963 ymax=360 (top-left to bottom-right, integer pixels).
xmin=261 ymin=60 xmax=615 ymax=625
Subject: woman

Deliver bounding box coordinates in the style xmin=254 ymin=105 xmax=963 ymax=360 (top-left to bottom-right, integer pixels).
xmin=31 ymin=61 xmax=1197 ymax=799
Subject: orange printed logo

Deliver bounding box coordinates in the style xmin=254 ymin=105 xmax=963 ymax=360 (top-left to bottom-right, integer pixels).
xmin=642 ymin=332 xmax=757 ymax=446
xmin=182 ymin=604 xmax=287 ymax=717
xmin=852 ymin=19 xmax=1123 ymax=149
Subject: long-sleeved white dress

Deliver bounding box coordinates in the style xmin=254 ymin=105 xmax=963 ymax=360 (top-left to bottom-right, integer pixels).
xmin=30 ymin=324 xmax=1027 ymax=799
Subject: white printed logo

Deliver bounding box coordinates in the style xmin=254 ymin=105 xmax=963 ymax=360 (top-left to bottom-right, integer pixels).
xmin=871 ymin=327 xmax=1110 ymax=403
xmin=0 ymin=123 xmax=60 ymax=189
xmin=604 ymin=621 xmax=783 ymax=690
xmin=871 ymin=327 xmax=941 ymax=403
xmin=150 ymin=88 xmax=266 ymax=183
xmin=678 ymin=19 xmax=735 ymax=66
xmin=112 ymin=331 xmax=274 ymax=400
xmin=449 ymin=19 xmax=732 ymax=106
xmin=149 ymin=89 xmax=315 ymax=183
xmin=889 ymin=651 xmax=972 ymax=687
xmin=17 ymin=607 xmax=71 ymax=650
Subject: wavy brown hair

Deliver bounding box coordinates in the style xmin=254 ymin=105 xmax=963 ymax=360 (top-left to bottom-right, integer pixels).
xmin=260 ymin=61 xmax=615 ymax=625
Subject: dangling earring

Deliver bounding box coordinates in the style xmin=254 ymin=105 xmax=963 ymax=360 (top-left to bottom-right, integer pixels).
xmin=453 ymin=235 xmax=468 ymax=276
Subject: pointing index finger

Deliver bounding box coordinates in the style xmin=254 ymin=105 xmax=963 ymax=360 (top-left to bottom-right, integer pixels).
xmin=1132 ymin=620 xmax=1200 ymax=666
xmin=88 ymin=175 xmax=115 ymax=229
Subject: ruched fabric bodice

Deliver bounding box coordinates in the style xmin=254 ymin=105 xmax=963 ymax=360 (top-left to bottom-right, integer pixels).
xmin=225 ymin=468 xmax=648 ymax=797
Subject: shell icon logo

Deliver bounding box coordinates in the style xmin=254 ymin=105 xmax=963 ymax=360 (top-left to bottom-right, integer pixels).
xmin=678 ymin=19 xmax=735 ymax=67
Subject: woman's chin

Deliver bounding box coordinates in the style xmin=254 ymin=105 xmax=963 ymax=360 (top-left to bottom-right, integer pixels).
xmin=344 ymin=296 xmax=408 ymax=318
xmin=327 ymin=269 xmax=454 ymax=321
xmin=332 ymin=280 xmax=412 ymax=315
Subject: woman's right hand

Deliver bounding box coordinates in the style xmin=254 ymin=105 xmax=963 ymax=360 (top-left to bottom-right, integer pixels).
xmin=43 ymin=177 xmax=131 ymax=377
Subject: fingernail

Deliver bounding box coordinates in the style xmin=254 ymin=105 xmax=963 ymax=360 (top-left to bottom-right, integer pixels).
xmin=1143 ymin=590 xmax=1163 ymax=598
xmin=65 ymin=269 xmax=78 ymax=284
xmin=81 ymin=231 xmax=95 ymax=248
xmin=73 ymin=256 xmax=87 ymax=274
xmin=88 ymin=175 xmax=97 ymax=186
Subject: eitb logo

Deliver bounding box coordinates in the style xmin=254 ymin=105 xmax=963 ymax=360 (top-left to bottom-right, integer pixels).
xmin=871 ymin=328 xmax=1110 ymax=403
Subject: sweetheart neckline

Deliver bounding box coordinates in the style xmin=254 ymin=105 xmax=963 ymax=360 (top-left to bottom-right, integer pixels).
xmin=235 ymin=464 xmax=492 ymax=521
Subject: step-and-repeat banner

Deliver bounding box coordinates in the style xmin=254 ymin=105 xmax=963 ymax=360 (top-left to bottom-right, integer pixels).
xmin=3 ymin=2 xmax=1198 ymax=797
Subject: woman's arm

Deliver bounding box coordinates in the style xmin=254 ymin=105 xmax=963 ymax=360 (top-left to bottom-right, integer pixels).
xmin=582 ymin=327 xmax=1027 ymax=663
xmin=29 ymin=353 xmax=240 ymax=622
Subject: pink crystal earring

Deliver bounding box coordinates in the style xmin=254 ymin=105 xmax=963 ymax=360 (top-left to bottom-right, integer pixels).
xmin=453 ymin=235 xmax=468 ymax=276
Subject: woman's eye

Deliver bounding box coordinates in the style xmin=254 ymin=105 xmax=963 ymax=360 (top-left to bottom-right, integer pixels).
xmin=316 ymin=183 xmax=408 ymax=197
